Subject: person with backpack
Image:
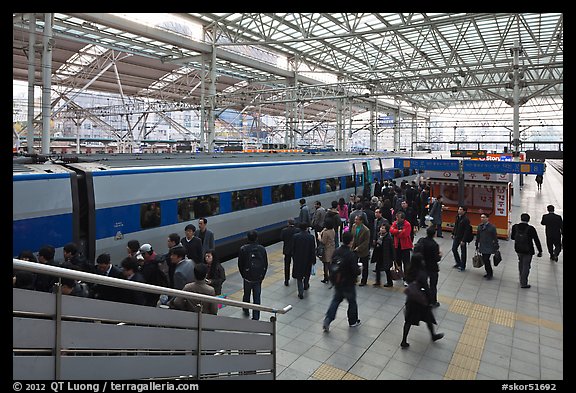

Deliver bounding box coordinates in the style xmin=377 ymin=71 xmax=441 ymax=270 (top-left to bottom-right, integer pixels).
xmin=322 ymin=231 xmax=362 ymax=332
xmin=451 ymin=206 xmax=472 ymax=272
xmin=414 ymin=226 xmax=442 ymax=307
xmin=511 ymin=213 xmax=543 ymax=289
xmin=238 ymin=230 xmax=268 ymax=320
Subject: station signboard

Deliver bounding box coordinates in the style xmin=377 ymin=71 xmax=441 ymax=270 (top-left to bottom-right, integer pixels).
xmin=394 ymin=158 xmax=544 ymax=175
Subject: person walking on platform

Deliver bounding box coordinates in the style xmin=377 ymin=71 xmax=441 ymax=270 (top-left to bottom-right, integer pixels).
xmin=292 ymin=223 xmax=316 ymax=299
xmin=322 ymin=231 xmax=361 ymax=332
xmin=400 ymin=252 xmax=444 ymax=349
xmin=535 ymin=174 xmax=543 ymax=191
xmin=511 ymin=213 xmax=543 ymax=289
xmin=280 ymin=219 xmax=299 ymax=286
xmin=238 ymin=230 xmax=268 ymax=321
xmin=540 ymin=205 xmax=563 ymax=261
xmin=428 ymin=195 xmax=444 ymax=238
xmin=452 ymin=206 xmax=472 ymax=271
xmin=414 ymin=226 xmax=442 ymax=307
xmin=475 ymin=213 xmax=499 ymax=280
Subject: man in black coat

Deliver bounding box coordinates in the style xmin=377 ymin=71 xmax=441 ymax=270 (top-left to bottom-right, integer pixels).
xmin=452 ymin=206 xmax=471 ymax=271
xmin=280 ymin=219 xmax=299 ymax=286
xmin=322 ymin=231 xmax=361 ymax=332
xmin=414 ymin=226 xmax=442 ymax=307
xmin=540 ymin=205 xmax=563 ymax=261
xmin=291 ymin=223 xmax=316 ymax=299
xmin=511 ymin=213 xmax=543 ymax=289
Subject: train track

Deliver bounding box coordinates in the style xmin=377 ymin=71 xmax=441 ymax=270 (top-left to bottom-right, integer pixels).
xmin=547 ymin=160 xmax=563 ymax=175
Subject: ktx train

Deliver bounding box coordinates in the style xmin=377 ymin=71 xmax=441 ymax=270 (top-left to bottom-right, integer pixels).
xmin=13 ymin=151 xmax=436 ymax=264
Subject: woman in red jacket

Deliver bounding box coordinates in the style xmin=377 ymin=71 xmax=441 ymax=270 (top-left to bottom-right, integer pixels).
xmin=390 ymin=211 xmax=414 ymax=287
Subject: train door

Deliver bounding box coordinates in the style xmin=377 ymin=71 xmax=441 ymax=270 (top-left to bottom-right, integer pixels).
xmin=362 ymin=161 xmax=372 ymax=199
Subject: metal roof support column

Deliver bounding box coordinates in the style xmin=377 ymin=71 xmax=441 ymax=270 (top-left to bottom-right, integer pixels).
xmin=41 ymin=13 xmax=53 ymax=154
xmin=207 ymin=38 xmax=217 ymax=153
xmin=511 ymin=40 xmax=522 ymax=207
xmin=411 ymin=108 xmax=417 ymax=157
xmin=199 ymin=54 xmax=206 ymax=151
xmin=347 ymin=98 xmax=353 ymax=152
xmin=393 ymin=104 xmax=401 ymax=152
xmin=284 ymin=76 xmax=296 ymax=148
xmin=335 ymin=97 xmax=343 ymax=151
xmin=26 ymin=13 xmax=36 ymax=153
xmin=369 ymin=102 xmax=376 ymax=152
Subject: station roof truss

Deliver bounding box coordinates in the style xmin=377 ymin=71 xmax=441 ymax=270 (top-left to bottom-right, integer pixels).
xmin=13 ymin=13 xmax=563 ymax=127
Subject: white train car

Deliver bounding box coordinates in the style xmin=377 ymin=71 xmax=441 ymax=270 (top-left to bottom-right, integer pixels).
xmin=13 ymin=152 xmax=438 ymax=264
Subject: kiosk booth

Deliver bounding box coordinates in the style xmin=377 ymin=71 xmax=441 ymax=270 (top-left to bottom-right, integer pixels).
xmin=424 ymin=171 xmax=512 ymax=239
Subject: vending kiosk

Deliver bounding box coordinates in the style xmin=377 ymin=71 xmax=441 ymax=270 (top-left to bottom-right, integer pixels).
xmin=424 ymin=171 xmax=512 ymax=239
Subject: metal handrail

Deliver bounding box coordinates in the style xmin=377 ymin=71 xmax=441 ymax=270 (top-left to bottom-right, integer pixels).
xmin=13 ymin=259 xmax=292 ymax=315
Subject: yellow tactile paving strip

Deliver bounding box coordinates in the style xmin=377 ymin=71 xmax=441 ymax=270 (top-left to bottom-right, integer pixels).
xmin=312 ymin=363 xmax=364 ymax=380
xmin=444 ymin=296 xmax=562 ymax=380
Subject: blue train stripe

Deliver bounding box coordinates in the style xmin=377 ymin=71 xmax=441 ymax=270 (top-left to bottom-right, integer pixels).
xmin=13 ymin=173 xmax=71 ymax=181
xmin=13 ymin=214 xmax=74 ymax=256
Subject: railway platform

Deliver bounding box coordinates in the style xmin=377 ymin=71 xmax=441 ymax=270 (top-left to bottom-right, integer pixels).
xmin=218 ymin=167 xmax=563 ymax=380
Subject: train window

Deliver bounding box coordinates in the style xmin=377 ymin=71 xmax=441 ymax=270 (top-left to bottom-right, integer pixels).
xmin=140 ymin=202 xmax=161 ymax=229
xmin=272 ymin=183 xmax=295 ymax=203
xmin=345 ymin=175 xmax=355 ymax=188
xmin=325 ymin=177 xmax=341 ymax=192
xmin=232 ymin=188 xmax=263 ymax=211
xmin=394 ymin=169 xmax=403 ymax=178
xmin=177 ymin=194 xmax=220 ymax=222
xmin=302 ymin=180 xmax=321 ymax=197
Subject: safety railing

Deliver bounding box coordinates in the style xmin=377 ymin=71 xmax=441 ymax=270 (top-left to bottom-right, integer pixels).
xmin=13 ymin=259 xmax=292 ymax=381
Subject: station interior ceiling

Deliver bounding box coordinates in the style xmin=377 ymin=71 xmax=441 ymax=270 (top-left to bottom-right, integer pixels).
xmin=12 ymin=13 xmax=563 ymax=146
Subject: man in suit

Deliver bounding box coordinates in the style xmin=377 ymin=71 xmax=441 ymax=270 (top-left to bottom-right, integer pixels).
xmin=540 ymin=205 xmax=563 ymax=261
xmin=351 ymin=214 xmax=371 ymax=286
xmin=92 ymin=253 xmax=124 ymax=301
xmin=280 ymin=219 xmax=299 ymax=286
xmin=291 ymin=223 xmax=316 ymax=299
xmin=169 ymin=246 xmax=195 ymax=290
xmin=197 ymin=217 xmax=215 ymax=256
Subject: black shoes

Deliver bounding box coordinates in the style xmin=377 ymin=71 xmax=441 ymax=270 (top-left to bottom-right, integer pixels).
xmin=431 ymin=302 xmax=440 ymax=308
xmin=432 ymin=333 xmax=444 ymax=342
xmin=298 ymin=293 xmax=304 ymax=299
xmin=400 ymin=342 xmax=410 ymax=349
xmin=373 ymin=282 xmax=381 ymax=287
xmin=284 ymin=281 xmax=289 ymax=286
xmin=321 ymin=279 xmax=329 ymax=284
xmin=453 ymin=264 xmax=460 ymax=269
xmin=521 ymin=284 xmax=531 ymax=289
xmin=358 ymin=282 xmax=366 ymax=287
xmin=383 ymin=283 xmax=393 ymax=287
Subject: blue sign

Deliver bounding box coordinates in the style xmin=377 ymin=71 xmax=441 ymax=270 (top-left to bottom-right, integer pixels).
xmin=463 ymin=160 xmax=544 ymax=175
xmin=394 ymin=158 xmax=459 ymax=171
xmin=378 ymin=115 xmax=395 ymax=128
xmin=395 ymin=158 xmax=545 ymax=175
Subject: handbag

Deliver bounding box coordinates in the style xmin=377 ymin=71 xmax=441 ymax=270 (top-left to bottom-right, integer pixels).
xmin=315 ymin=243 xmax=325 ymax=259
xmin=404 ymin=281 xmax=429 ymax=306
xmin=390 ymin=261 xmax=404 ymax=280
xmin=493 ymin=250 xmax=502 ymax=266
xmin=472 ymin=251 xmax=484 ymax=268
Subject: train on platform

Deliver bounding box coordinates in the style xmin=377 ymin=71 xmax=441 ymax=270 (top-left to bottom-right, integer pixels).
xmin=13 ymin=151 xmax=442 ymax=264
